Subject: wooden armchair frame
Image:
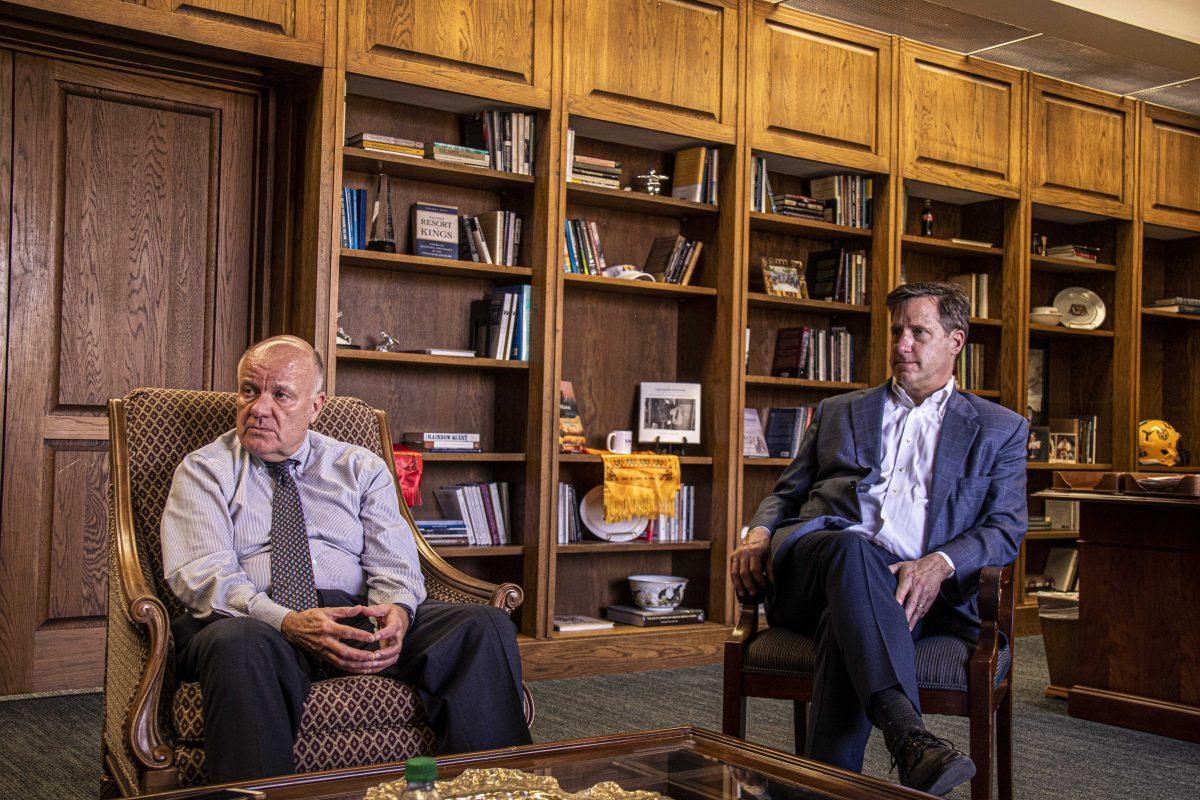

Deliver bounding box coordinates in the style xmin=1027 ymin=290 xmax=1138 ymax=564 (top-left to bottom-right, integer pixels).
xmin=722 ymin=565 xmax=1015 ymax=800
xmin=101 ymin=393 xmax=532 ymax=797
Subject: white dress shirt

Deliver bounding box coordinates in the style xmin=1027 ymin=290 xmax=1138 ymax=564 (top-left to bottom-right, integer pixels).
xmin=843 ymin=377 xmax=957 ymax=572
xmin=161 ymin=429 xmax=427 ymax=630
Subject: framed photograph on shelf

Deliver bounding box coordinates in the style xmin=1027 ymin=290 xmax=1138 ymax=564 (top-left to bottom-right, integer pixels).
xmin=761 ymin=257 xmax=807 ymax=299
xmin=1026 ymin=347 xmax=1047 ymax=427
xmin=1027 ymin=426 xmax=1050 ymax=462
xmin=638 ymin=382 xmax=702 ymax=445
xmin=1049 ymin=432 xmax=1077 ymax=464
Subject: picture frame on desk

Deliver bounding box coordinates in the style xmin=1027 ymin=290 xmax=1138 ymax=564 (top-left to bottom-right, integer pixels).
xmin=638 ymin=382 xmax=702 ymax=446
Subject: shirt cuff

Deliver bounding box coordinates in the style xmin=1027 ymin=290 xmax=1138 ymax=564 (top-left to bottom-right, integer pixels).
xmin=934 ymin=550 xmax=956 ymax=576
xmin=371 ymin=590 xmax=420 ymax=622
xmin=247 ymin=594 xmax=293 ymax=631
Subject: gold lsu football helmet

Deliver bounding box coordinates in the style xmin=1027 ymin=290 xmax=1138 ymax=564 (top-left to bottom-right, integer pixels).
xmin=1137 ymin=419 xmax=1181 ymax=466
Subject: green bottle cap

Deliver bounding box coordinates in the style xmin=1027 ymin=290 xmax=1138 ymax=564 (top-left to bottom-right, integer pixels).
xmin=406 ymin=756 xmax=438 ymax=783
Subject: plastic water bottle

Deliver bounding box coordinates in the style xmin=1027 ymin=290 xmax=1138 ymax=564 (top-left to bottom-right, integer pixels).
xmin=402 ymin=757 xmax=440 ymax=800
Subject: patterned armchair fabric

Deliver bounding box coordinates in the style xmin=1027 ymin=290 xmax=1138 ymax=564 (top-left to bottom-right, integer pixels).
xmin=103 ymin=388 xmax=521 ymax=795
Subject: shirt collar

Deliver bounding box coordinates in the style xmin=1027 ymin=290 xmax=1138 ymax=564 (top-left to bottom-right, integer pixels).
xmin=243 ymin=429 xmax=314 ymax=476
xmin=889 ymin=376 xmax=956 ymax=413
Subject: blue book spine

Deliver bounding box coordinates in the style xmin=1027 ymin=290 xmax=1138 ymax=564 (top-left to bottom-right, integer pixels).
xmin=356 ymin=189 xmax=367 ymax=249
xmin=521 ymin=285 xmax=531 ymax=361
xmin=563 ymin=219 xmax=579 ymax=273
xmin=341 ymin=188 xmax=351 ymax=249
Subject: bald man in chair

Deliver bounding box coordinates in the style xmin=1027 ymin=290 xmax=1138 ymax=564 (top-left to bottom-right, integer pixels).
xmin=162 ymin=336 xmax=531 ymax=783
xmin=730 ymin=283 xmax=1027 ymax=796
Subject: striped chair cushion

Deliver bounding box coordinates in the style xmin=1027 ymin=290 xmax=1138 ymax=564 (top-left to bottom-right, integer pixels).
xmin=744 ymin=628 xmax=1010 ymax=691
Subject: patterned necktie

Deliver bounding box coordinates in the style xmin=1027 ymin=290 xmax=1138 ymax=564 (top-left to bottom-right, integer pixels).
xmin=265 ymin=459 xmax=319 ymax=612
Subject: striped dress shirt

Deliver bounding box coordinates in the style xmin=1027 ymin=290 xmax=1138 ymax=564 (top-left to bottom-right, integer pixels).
xmin=161 ymin=429 xmax=426 ymax=630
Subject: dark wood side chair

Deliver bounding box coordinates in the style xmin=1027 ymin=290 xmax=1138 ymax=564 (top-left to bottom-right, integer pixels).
xmin=101 ymin=388 xmax=534 ymax=797
xmin=722 ymin=565 xmax=1015 ymax=800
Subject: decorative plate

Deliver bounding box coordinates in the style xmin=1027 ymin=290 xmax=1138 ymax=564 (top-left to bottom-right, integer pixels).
xmin=1053 ymin=287 xmax=1106 ymax=330
xmin=579 ymin=485 xmax=648 ymax=542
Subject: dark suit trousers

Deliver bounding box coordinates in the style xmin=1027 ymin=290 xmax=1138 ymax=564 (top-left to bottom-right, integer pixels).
xmin=769 ymin=530 xmax=958 ymax=772
xmin=173 ymin=590 xmax=532 ymax=784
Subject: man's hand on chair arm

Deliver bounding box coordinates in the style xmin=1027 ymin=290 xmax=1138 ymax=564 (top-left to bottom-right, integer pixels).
xmin=281 ymin=603 xmax=410 ymax=674
xmin=730 ymin=526 xmax=773 ymax=598
xmin=890 ymin=553 xmax=955 ymax=630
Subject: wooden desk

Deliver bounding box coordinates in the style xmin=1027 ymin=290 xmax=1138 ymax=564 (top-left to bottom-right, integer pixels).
xmin=1036 ymin=490 xmax=1200 ymax=742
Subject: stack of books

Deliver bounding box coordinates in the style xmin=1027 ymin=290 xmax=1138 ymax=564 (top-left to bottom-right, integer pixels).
xmin=340 ymin=187 xmax=368 ymax=249
xmin=605 ymin=605 xmax=705 ymax=627
xmin=346 ymin=132 xmax=424 ymax=158
xmin=644 ymin=485 xmax=695 ymax=542
xmin=643 ymin=234 xmax=702 ymax=285
xmin=1149 ymin=296 xmax=1200 ymax=314
xmin=1050 ymin=416 xmax=1098 ymax=464
xmin=670 ymin=146 xmax=719 ymax=205
xmin=556 ymin=482 xmax=583 ymax=544
xmin=770 ymin=193 xmax=826 ymax=221
xmin=459 ymin=210 xmax=522 ymax=266
xmin=469 ymin=285 xmax=532 ymax=361
xmin=434 ymin=482 xmax=511 ymax=545
xmin=954 ymin=343 xmax=986 ymax=391
xmin=810 ymin=174 xmax=872 ymax=228
xmin=1027 ymin=515 xmax=1053 ymax=533
xmin=415 ymin=519 xmax=471 ymax=547
xmin=553 ymin=615 xmax=614 ymax=632
xmin=462 ymin=110 xmax=535 ymax=175
xmin=751 ymin=156 xmax=775 ymax=213
xmin=806 ymin=247 xmax=868 ymax=305
xmin=565 ymin=130 xmax=621 ymax=188
xmin=402 ymin=432 xmax=480 ymax=453
xmin=764 ymin=406 xmax=817 ymax=459
xmin=1045 ymin=244 xmax=1101 ymax=262
xmin=948 ymin=272 xmax=990 ymax=317
xmin=771 ymin=326 xmax=854 ymax=382
xmin=562 ymin=218 xmax=608 ymax=274
xmin=426 ymin=142 xmax=490 ymax=168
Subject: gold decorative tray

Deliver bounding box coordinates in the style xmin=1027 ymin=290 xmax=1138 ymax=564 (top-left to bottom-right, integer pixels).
xmin=367 ymin=768 xmax=670 ymax=800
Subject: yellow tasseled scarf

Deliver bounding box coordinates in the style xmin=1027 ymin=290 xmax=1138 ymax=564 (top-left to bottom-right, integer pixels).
xmin=598 ymin=452 xmax=681 ymax=523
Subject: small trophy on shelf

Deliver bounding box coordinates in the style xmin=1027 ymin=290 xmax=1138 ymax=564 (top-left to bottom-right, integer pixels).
xmin=335 ymin=311 xmax=359 ymax=349
xmin=375 ymin=331 xmax=401 ymax=352
xmin=365 ymin=173 xmax=397 ymax=253
xmin=635 ymin=169 xmax=669 ymax=196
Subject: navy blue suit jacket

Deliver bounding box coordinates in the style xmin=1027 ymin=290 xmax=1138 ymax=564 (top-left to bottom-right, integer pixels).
xmin=749 ymin=382 xmax=1028 ymax=623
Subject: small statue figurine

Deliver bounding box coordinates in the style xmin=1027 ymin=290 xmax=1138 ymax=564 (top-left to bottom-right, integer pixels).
xmin=375 ymin=331 xmax=401 ymax=352
xmin=920 ymin=199 xmax=935 ymax=237
xmin=335 ymin=311 xmax=357 ymax=349
xmin=635 ymin=169 xmax=670 ymax=196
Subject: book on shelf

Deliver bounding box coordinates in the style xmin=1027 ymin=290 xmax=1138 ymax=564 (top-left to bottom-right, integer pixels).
xmin=469 ymin=285 xmax=531 ymax=361
xmin=1045 ymin=244 xmax=1100 ymax=262
xmin=954 ymin=343 xmax=986 ymax=391
xmin=947 ymin=272 xmax=989 ymax=318
xmin=950 ymin=237 xmax=994 ymax=248
xmin=562 ymin=218 xmax=611 ymax=275
xmin=558 ymin=381 xmax=587 ymax=454
xmin=743 ymin=409 xmax=770 ymax=458
xmin=411 ymin=202 xmax=459 ymax=259
xmin=415 ymin=519 xmax=471 ymax=547
xmin=806 ymin=247 xmax=868 ymax=305
xmin=425 ymin=141 xmax=490 ymax=167
xmin=403 ymin=432 xmax=481 ymax=451
xmin=1043 ymin=546 xmax=1079 ymax=593
xmin=642 ymin=235 xmax=702 ymax=285
xmin=671 ymin=146 xmax=719 ymax=205
xmin=402 ymin=348 xmax=477 ymax=358
xmin=751 ymin=156 xmax=775 ymax=213
xmin=433 ymin=482 xmax=510 ymax=546
xmin=809 ymin=174 xmax=873 ymax=229
xmin=1045 ymin=498 xmax=1080 ymax=530
xmin=346 ymin=132 xmax=424 ymax=158
xmin=764 ymin=406 xmax=816 ymax=459
xmin=604 ymin=605 xmax=705 ymax=627
xmin=341 ymin=187 xmax=368 ymax=250
xmin=462 ymin=110 xmax=535 ymax=175
xmin=1049 ymin=416 xmax=1098 ymax=464
xmin=644 ymin=484 xmax=695 ymax=543
xmin=1149 ymin=304 xmax=1200 ymax=314
xmin=553 ymin=615 xmax=614 ymax=632
xmin=1150 ymin=297 xmax=1200 ymax=313
xmin=770 ymin=326 xmax=854 ymax=382
xmin=557 ymin=482 xmax=583 ymax=544
xmin=769 ymin=193 xmax=826 ymax=221
xmin=565 ymin=129 xmax=622 ymax=188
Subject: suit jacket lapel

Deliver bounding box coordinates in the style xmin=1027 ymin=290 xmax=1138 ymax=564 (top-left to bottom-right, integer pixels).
xmin=851 ymin=384 xmax=888 ymax=475
xmin=926 ymin=391 xmax=980 ymax=543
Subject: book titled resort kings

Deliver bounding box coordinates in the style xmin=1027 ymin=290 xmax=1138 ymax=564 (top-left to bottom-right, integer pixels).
xmin=412 ymin=202 xmax=459 ymax=259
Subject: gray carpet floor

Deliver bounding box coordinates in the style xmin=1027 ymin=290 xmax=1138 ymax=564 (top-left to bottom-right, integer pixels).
xmin=2 ymin=636 xmax=1198 ymax=798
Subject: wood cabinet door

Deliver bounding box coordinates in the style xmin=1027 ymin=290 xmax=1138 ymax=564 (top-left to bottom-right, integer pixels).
xmin=749 ymin=4 xmax=891 ymax=172
xmin=564 ymin=0 xmax=738 ymax=142
xmin=1029 ymin=75 xmax=1134 ymax=218
xmin=1142 ymin=104 xmax=1200 ymax=232
xmin=900 ymin=41 xmax=1023 ymax=197
xmin=346 ymin=0 xmax=552 ymax=108
xmin=0 ymin=54 xmax=259 ymax=694
xmin=141 ymin=0 xmax=323 ymax=42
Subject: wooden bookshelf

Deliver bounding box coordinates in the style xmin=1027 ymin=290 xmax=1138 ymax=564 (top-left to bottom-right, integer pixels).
xmin=558 ymin=453 xmax=714 ymax=466
xmin=746 ymin=293 xmax=870 ymax=315
xmin=900 ymin=234 xmax=1003 ymax=258
xmin=340 ymin=249 xmax=534 ymax=279
xmin=1030 ymin=254 xmax=1117 ymax=274
xmin=343 ymin=146 xmax=536 ymax=192
xmin=420 ymin=452 xmax=527 ymax=462
xmin=748 ymin=211 xmax=872 ymax=240
xmin=562 ymin=273 xmax=718 ymax=299
xmin=557 ymin=541 xmax=711 ymax=554
xmin=744 ymin=375 xmax=869 ymax=391
xmin=1028 ymin=324 xmax=1115 ymax=339
xmin=433 ymin=545 xmax=525 ymax=557
xmin=337 ymin=350 xmax=530 ymax=370
xmin=565 ymin=182 xmax=719 ymax=219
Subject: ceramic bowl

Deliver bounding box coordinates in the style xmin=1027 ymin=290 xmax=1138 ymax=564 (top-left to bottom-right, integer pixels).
xmin=1030 ymin=306 xmax=1063 ymax=326
xmin=628 ymin=575 xmax=688 ymax=611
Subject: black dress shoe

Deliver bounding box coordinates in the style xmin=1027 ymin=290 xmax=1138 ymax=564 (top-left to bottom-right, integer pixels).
xmin=890 ymin=729 xmax=976 ymax=796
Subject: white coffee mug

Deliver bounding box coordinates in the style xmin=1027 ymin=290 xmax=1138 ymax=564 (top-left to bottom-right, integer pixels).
xmin=606 ymin=430 xmax=633 ymax=454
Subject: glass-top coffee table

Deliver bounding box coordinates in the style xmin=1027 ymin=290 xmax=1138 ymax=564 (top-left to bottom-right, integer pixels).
xmin=140 ymin=727 xmax=931 ymax=800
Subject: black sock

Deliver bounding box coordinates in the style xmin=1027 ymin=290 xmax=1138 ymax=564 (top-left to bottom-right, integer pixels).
xmin=868 ymin=685 xmax=925 ymax=754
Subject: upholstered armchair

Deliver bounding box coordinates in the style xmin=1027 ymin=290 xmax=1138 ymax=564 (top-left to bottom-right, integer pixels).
xmin=101 ymin=388 xmax=533 ymax=796
xmin=722 ymin=566 xmax=1015 ymax=800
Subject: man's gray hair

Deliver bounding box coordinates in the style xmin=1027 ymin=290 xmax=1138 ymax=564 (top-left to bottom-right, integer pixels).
xmin=239 ymin=335 xmax=325 ymax=394
xmin=886 ymin=282 xmax=970 ymax=337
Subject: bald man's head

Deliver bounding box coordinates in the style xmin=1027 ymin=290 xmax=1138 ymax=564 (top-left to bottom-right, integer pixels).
xmin=235 ymin=336 xmax=327 ymax=461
